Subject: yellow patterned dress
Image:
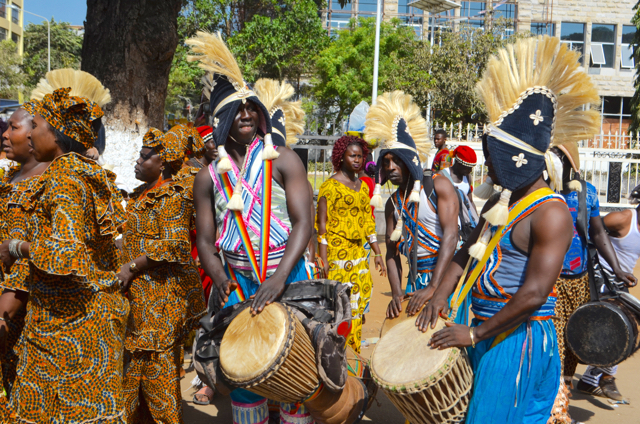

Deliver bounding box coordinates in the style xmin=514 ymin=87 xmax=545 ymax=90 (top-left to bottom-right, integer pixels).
xmin=8 ymin=153 xmax=130 ymax=424
xmin=122 ymin=171 xmax=206 ymax=424
xmin=317 ymin=178 xmax=376 ymax=353
xmin=0 ymin=166 xmax=39 ymax=399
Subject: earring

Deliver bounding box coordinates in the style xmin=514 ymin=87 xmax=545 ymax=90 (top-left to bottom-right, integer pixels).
xmin=160 ymin=166 xmax=165 ymax=172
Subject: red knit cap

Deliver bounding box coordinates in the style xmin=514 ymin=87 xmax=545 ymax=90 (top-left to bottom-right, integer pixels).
xmin=197 ymin=125 xmax=213 ymax=144
xmin=453 ymin=145 xmax=477 ymax=167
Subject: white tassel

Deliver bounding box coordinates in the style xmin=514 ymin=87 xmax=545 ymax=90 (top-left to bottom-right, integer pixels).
xmin=370 ymin=184 xmax=385 ymax=210
xmin=568 ymin=180 xmax=582 ymax=192
xmin=468 ymin=227 xmax=493 ymax=260
xmin=408 ymin=179 xmax=421 ymax=203
xmin=483 ymin=188 xmax=512 ymax=227
xmin=474 ymin=176 xmax=497 ymax=200
xmin=262 ymin=134 xmax=280 ymax=160
xmin=226 ymin=179 xmax=244 ymax=211
xmin=390 ymin=218 xmax=403 ymax=242
xmin=217 ymin=146 xmax=233 ymax=174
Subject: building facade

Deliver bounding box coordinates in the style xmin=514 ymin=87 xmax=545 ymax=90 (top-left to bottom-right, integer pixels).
xmin=0 ymin=0 xmax=24 ymax=56
xmin=323 ymin=0 xmax=636 ymax=135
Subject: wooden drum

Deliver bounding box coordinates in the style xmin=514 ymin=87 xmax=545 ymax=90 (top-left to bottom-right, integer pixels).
xmin=219 ymin=302 xmax=320 ymax=403
xmin=370 ymin=315 xmax=473 ymax=424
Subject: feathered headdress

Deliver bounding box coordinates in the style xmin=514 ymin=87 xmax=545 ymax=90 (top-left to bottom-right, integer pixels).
xmin=364 ymin=91 xmax=431 ymax=218
xmin=468 ymin=35 xmax=600 ymax=260
xmin=31 ymin=69 xmax=112 ymax=107
xmin=254 ymin=79 xmax=305 ymax=147
xmin=186 ymin=31 xmax=277 ymax=163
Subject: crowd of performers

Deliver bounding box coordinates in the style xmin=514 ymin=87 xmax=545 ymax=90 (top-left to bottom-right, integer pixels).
xmin=0 ymin=31 xmax=639 ymax=424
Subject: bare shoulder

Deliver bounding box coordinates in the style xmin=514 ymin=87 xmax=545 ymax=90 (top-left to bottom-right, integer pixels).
xmin=531 ymin=200 xmax=573 ymax=240
xmin=194 ymin=165 xmax=213 ymax=191
xmin=433 ymin=173 xmax=456 ymax=195
xmin=603 ymin=208 xmax=632 ymax=235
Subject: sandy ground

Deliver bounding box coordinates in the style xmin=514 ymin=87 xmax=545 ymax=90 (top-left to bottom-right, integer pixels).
xmin=181 ymin=250 xmax=640 ymax=423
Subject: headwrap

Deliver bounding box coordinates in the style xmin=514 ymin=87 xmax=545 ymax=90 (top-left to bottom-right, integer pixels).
xmin=33 ymin=87 xmax=104 ymax=150
xmin=254 ymin=78 xmax=305 ymax=147
xmin=142 ymin=127 xmax=188 ymax=173
xmin=364 ymin=91 xmax=431 ymax=213
xmin=452 ymin=146 xmax=477 ymax=167
xmin=167 ymin=124 xmax=206 ymax=158
xmin=475 ymin=35 xmax=600 ymax=227
xmin=186 ymin=32 xmax=278 ymax=164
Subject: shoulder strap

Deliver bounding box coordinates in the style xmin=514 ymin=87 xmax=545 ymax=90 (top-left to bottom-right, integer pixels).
xmin=449 ymin=188 xmax=557 ymax=314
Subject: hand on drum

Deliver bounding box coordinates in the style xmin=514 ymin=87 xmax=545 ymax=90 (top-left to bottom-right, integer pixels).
xmin=214 ymin=279 xmax=238 ymax=308
xmin=250 ymin=274 xmax=286 ymax=315
xmin=386 ymin=294 xmax=405 ymax=318
xmin=406 ymin=285 xmax=436 ymax=316
xmin=615 ymin=270 xmax=638 ymax=288
xmin=429 ymin=322 xmax=473 ymax=349
xmin=418 ymin=293 xmax=449 ymax=332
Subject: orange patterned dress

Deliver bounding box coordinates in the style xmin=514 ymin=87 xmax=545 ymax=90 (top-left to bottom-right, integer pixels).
xmin=122 ymin=170 xmax=205 ymax=423
xmin=0 ymin=166 xmax=39 ymax=398
xmin=8 ymin=153 xmax=129 ymax=423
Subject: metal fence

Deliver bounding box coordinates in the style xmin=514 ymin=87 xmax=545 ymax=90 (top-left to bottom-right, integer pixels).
xmin=294 ymin=137 xmax=640 ymax=210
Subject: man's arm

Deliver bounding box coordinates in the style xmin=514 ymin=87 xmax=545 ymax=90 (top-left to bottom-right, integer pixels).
xmin=406 ymin=175 xmax=459 ymax=315
xmin=194 ymin=166 xmax=237 ymax=308
xmin=602 ymin=209 xmax=631 ymax=238
xmin=430 ymin=201 xmax=573 ymax=348
xmin=385 ymin=195 xmax=404 ymax=318
xmin=251 ymin=149 xmax=312 ymax=313
xmin=590 ymin=215 xmax=637 ymax=287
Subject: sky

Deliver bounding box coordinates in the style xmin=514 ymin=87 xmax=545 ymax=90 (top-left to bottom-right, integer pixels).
xmin=22 ymin=0 xmax=87 ymax=26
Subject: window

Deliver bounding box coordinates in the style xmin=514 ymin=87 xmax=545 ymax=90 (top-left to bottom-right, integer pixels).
xmin=11 ymin=32 xmax=18 ymax=45
xmin=621 ymin=25 xmax=635 ymax=69
xmin=327 ymin=0 xmax=352 ymax=32
xmin=0 ymin=28 xmax=6 ymax=41
xmin=590 ymin=24 xmax=615 ymax=68
xmin=398 ymin=0 xmax=423 ymax=16
xmin=460 ymin=1 xmax=486 ymax=18
xmin=11 ymin=4 xmax=18 ymax=24
xmin=602 ymin=96 xmax=632 ymax=135
xmin=561 ymin=22 xmax=585 ymax=64
xmin=0 ymin=0 xmax=5 ymax=19
xmin=531 ymin=22 xmax=555 ymax=36
xmin=493 ymin=2 xmax=515 ymax=21
xmin=357 ymin=0 xmax=377 ymax=16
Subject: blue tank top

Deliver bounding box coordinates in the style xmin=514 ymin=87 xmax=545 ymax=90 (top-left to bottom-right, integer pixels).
xmin=471 ymin=193 xmax=565 ymax=321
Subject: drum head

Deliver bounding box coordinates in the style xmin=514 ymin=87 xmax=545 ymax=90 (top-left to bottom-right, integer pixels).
xmin=379 ymin=300 xmax=422 ymax=339
xmin=220 ymin=303 xmax=290 ymax=382
xmin=371 ymin=316 xmax=454 ymax=389
xmin=566 ymin=301 xmax=635 ymax=367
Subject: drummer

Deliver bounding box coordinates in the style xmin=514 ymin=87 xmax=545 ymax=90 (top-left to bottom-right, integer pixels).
xmin=190 ymin=33 xmax=314 ymax=424
xmin=422 ymin=36 xmax=599 ymax=423
xmin=362 ymin=91 xmax=460 ymax=322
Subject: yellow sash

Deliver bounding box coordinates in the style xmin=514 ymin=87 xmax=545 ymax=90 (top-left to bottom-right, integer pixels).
xmin=449 ymin=187 xmax=556 ymax=347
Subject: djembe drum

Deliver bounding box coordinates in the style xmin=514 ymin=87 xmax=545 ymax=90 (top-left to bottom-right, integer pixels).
xmin=219 ymin=302 xmax=320 ymax=403
xmin=370 ymin=315 xmax=473 ymax=424
xmin=566 ymin=292 xmax=640 ymax=367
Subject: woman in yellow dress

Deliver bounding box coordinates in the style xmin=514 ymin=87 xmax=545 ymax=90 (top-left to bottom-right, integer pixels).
xmin=316 ymin=135 xmax=386 ymax=353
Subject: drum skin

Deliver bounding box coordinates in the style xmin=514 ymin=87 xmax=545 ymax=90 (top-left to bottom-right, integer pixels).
xmin=371 ymin=315 xmax=473 ymax=424
xmin=566 ymin=298 xmax=640 ymax=367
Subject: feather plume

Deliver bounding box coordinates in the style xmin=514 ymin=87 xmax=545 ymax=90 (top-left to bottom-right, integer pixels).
xmin=186 ymin=31 xmax=246 ymax=91
xmin=363 ymin=91 xmax=431 ymax=162
xmin=476 ymin=36 xmax=600 ymax=148
xmin=201 ymin=73 xmax=215 ymax=101
xmin=31 ymin=69 xmax=111 ymax=107
xmin=254 ymin=78 xmax=305 ymax=146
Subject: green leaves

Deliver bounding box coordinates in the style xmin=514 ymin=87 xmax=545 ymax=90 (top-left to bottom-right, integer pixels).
xmin=22 ymin=20 xmax=83 ymax=90
xmin=311 ymin=17 xmax=415 ymax=121
xmin=0 ymin=40 xmax=27 ymax=99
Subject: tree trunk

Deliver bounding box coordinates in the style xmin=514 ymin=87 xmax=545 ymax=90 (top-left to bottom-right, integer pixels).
xmin=81 ymin=0 xmax=182 ymax=189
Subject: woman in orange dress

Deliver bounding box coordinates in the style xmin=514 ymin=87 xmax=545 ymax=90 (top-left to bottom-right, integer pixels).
xmin=0 ymin=106 xmax=49 ymax=400
xmin=0 ymin=88 xmax=129 ymax=423
xmin=119 ymin=127 xmax=206 ymax=423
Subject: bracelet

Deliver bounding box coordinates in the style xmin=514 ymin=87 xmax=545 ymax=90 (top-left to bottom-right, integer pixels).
xmin=16 ymin=240 xmax=25 ymax=259
xmin=369 ymin=235 xmax=378 ymax=244
xmin=374 ymin=254 xmax=382 ymax=257
xmin=8 ymin=239 xmax=20 ymax=259
xmin=469 ymin=327 xmax=476 ymax=348
xmin=0 ymin=317 xmax=6 ymax=322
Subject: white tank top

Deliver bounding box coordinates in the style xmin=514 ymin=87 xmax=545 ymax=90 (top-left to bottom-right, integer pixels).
xmin=600 ymin=209 xmax=640 ymax=274
xmin=453 ymin=175 xmax=471 ymax=196
xmin=394 ymin=188 xmax=444 ymax=257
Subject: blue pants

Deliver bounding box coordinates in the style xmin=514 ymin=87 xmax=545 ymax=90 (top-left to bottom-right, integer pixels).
xmin=466 ymin=319 xmax=560 ymax=424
